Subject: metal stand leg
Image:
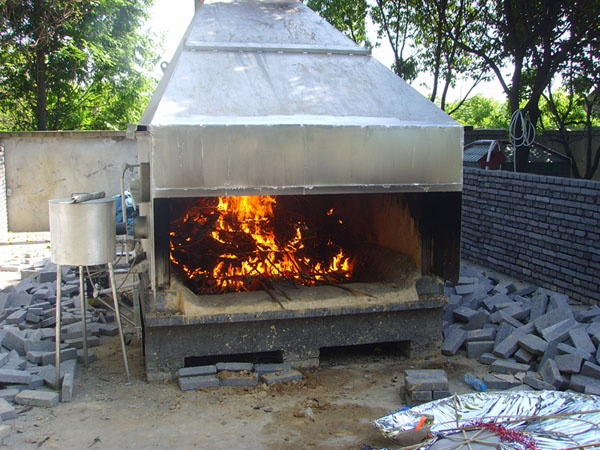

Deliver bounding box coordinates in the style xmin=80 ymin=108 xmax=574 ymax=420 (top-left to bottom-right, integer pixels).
xmin=108 ymin=262 xmax=131 ymax=382
xmin=55 ymin=266 xmax=62 ymax=391
xmin=78 ymin=266 xmax=89 ymax=366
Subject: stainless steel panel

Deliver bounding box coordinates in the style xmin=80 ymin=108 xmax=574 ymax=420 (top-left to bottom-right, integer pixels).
xmin=49 ymin=198 xmax=116 ymax=266
xmin=149 ymin=124 xmax=462 ymax=197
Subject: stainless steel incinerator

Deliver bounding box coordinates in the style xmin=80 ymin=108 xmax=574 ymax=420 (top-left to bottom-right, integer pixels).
xmin=131 ymin=0 xmax=463 ymax=380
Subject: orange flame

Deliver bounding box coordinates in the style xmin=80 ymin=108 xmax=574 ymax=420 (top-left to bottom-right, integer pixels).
xmin=169 ymin=195 xmax=354 ymax=294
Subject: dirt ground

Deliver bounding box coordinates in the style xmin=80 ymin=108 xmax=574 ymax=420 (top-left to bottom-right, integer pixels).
xmin=0 ymin=233 xmax=487 ymax=450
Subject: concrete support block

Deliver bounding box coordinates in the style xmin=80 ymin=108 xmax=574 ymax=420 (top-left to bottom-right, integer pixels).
xmin=539 ymin=359 xmax=565 ymax=389
xmin=179 ymin=375 xmax=219 ymax=391
xmin=219 ymin=372 xmax=259 ymax=387
xmin=259 ymin=369 xmax=303 ymax=385
xmin=404 ymin=369 xmax=449 ymax=391
xmin=15 ymin=390 xmax=59 ymax=407
xmin=178 ymin=365 xmax=217 ymax=378
xmin=254 ymin=363 xmax=292 ymax=374
xmin=216 ymin=362 xmax=254 ymax=372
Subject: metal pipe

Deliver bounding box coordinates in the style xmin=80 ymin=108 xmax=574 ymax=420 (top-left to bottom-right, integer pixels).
xmin=108 ymin=262 xmax=131 ymax=382
xmin=78 ymin=266 xmax=89 ymax=366
xmin=55 ymin=266 xmax=62 ymax=391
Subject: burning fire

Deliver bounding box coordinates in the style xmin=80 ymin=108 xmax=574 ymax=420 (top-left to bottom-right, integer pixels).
xmin=169 ymin=195 xmax=355 ymax=294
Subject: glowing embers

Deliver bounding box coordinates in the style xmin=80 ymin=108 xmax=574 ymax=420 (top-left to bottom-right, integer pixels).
xmin=169 ymin=196 xmax=355 ymax=295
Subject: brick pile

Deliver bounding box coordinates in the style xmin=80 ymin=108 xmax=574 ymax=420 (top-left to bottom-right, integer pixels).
xmin=443 ymin=267 xmax=600 ymax=395
xmin=178 ymin=362 xmax=302 ymax=391
xmin=0 ymin=262 xmax=120 ymax=418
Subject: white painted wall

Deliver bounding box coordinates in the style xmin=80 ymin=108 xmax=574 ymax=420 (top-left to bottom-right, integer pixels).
xmin=0 ymin=131 xmax=139 ymax=232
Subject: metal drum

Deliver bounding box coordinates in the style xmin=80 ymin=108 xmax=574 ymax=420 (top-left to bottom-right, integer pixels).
xmin=49 ymin=198 xmax=116 ymax=266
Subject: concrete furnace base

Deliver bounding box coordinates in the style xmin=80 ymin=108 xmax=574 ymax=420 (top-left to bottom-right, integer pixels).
xmin=140 ymin=277 xmax=447 ymax=381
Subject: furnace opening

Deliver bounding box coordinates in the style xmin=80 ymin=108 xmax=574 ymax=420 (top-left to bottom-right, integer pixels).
xmin=166 ymin=193 xmax=422 ymax=295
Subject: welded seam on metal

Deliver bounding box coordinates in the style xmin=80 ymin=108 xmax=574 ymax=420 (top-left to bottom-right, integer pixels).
xmin=184 ymin=41 xmax=371 ymax=56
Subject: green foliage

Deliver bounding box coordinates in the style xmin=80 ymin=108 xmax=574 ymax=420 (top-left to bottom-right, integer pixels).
xmin=447 ymin=95 xmax=509 ymax=128
xmin=305 ymin=0 xmax=368 ymax=45
xmin=0 ymin=0 xmax=159 ymax=131
xmin=370 ymin=0 xmax=419 ymax=82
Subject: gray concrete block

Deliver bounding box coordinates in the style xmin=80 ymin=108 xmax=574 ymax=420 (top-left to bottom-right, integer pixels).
xmin=482 ymin=293 xmax=511 ymax=312
xmin=179 ymin=375 xmax=219 ymax=390
xmin=40 ymin=348 xmax=77 ymax=366
xmin=534 ymin=307 xmax=574 ymax=335
xmin=178 ymin=365 xmax=217 ymax=378
xmin=0 ymin=369 xmax=32 ymax=385
xmin=523 ymin=374 xmax=556 ymax=391
xmin=254 ymin=363 xmax=292 ymax=374
xmin=441 ymin=328 xmax=466 ymax=356
xmin=259 ymin=369 xmax=303 ymax=385
xmin=568 ymin=327 xmax=596 ymax=355
xmin=61 ymin=371 xmax=74 ymax=402
xmin=216 ymin=362 xmax=254 ymax=372
xmin=514 ymin=348 xmax=536 ymax=364
xmin=406 ymin=390 xmax=432 ymax=405
xmin=405 ymin=369 xmax=449 ymax=391
xmin=432 ymin=390 xmax=451 ymax=400
xmin=0 ymin=352 xmax=10 ymax=369
xmin=98 ymin=323 xmax=119 ymax=336
xmin=515 ymin=322 xmax=536 ymax=335
xmin=25 ymin=312 xmax=42 ymax=323
xmin=27 ymin=374 xmax=44 ymax=389
xmin=539 ymin=359 xmax=565 ymax=389
xmin=548 ymin=292 xmax=570 ymax=311
xmin=5 ymin=309 xmax=27 ymax=325
xmin=585 ymin=384 xmax=600 ymax=395
xmin=455 ymin=284 xmax=478 ymax=295
xmin=219 ymin=372 xmax=259 ymax=387
xmin=453 ymin=306 xmax=478 ymax=322
xmin=0 ymin=388 xmax=19 ymax=403
xmin=497 ymin=314 xmax=523 ymax=329
xmin=580 ymin=361 xmax=600 ymax=379
xmin=463 ymin=310 xmax=491 ymax=331
xmin=494 ymin=322 xmax=516 ymax=347
xmin=39 ymin=317 xmax=56 ymax=327
xmin=0 ymin=398 xmax=16 ymax=420
xmin=26 ymin=351 xmax=53 ymax=365
xmin=64 ymin=336 xmax=100 ymax=349
xmin=576 ymin=306 xmax=600 ymax=323
xmin=483 ymin=373 xmax=521 ymax=390
xmin=15 ymin=389 xmax=59 ymax=407
xmin=24 ymin=339 xmax=55 ymax=353
xmin=77 ymin=350 xmax=97 ymax=364
xmin=556 ymin=343 xmax=594 ymax=362
xmin=37 ymin=365 xmax=59 ymax=389
xmin=493 ymin=332 xmax=525 ymax=359
xmin=479 ymin=353 xmax=498 ymax=365
xmin=540 ymin=319 xmax=579 ymax=343
xmin=569 ymin=374 xmax=600 ymax=393
xmin=555 ymin=354 xmax=583 ymax=374
xmin=465 ymin=328 xmax=496 ymax=343
xmin=491 ymin=359 xmax=531 ymax=375
xmin=467 ymin=341 xmax=494 ymax=358
xmin=518 ymin=334 xmax=548 ymax=356
xmin=1 ymin=331 xmax=26 ymax=357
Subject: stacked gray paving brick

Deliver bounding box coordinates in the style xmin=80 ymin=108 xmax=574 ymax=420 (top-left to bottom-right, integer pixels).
xmin=177 ymin=362 xmax=302 ymax=391
xmin=403 ymin=369 xmax=450 ymax=405
xmin=461 ymin=167 xmax=600 ymax=304
xmin=0 ymin=259 xmax=122 ymax=417
xmin=442 ymin=268 xmax=600 ymax=394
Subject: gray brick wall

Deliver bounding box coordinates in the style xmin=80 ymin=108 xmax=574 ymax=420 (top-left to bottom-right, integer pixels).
xmin=462 ymin=167 xmax=600 ymax=303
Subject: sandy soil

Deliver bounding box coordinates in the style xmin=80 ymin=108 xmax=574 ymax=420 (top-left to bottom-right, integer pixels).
xmin=1 ymin=336 xmax=486 ymax=450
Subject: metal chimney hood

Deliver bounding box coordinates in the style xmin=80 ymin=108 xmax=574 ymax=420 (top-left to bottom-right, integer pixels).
xmin=139 ymin=0 xmax=463 ymax=198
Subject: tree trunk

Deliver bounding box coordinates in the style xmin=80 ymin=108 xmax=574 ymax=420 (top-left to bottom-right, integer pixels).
xmin=33 ymin=0 xmax=47 ymax=131
xmin=35 ymin=45 xmax=47 ymax=131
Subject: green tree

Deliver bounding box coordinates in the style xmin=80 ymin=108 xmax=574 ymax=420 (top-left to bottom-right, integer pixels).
xmin=447 ymin=94 xmax=509 ymax=128
xmin=0 ymin=0 xmax=159 ymax=131
xmin=305 ymin=0 xmax=369 ymax=45
xmin=412 ymin=0 xmax=488 ymax=111
xmin=453 ymin=0 xmax=599 ymax=171
xmin=370 ymin=0 xmax=419 ymax=82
